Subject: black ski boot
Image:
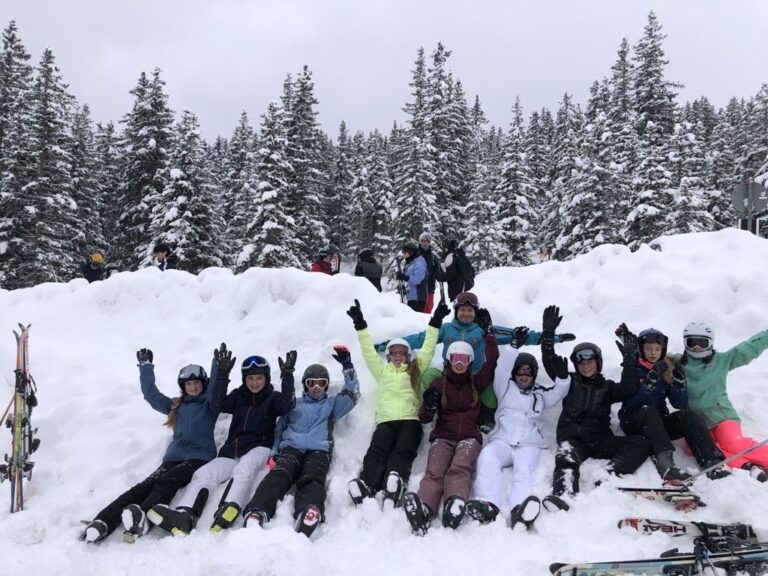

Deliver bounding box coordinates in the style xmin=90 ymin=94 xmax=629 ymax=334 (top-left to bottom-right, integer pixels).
xmin=466 ymin=499 xmax=499 ymax=524
xmin=403 ymin=492 xmax=432 ymax=536
xmin=383 ymin=472 xmax=405 ymax=508
xmin=441 ymin=495 xmax=466 ymax=529
xmin=348 ymin=478 xmax=375 ymax=505
xmin=702 ymin=460 xmax=731 ymax=480
xmin=654 ymin=450 xmax=691 ymax=482
xmin=210 ymin=501 xmax=241 ymax=533
xmin=743 ymin=463 xmax=768 ymax=483
xmin=81 ymin=519 xmax=108 ymax=543
xmin=243 ymin=508 xmax=267 ymax=528
xmin=146 ymin=504 xmax=197 ymax=537
xmin=509 ymin=495 xmax=541 ymax=531
xmin=542 ymin=494 xmax=570 ymax=513
xmin=294 ymin=505 xmax=322 ymax=538
xmin=121 ymin=504 xmax=149 ymax=543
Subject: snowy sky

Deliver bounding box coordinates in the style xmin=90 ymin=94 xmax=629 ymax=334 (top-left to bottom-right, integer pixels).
xmin=2 ymin=0 xmax=768 ymax=140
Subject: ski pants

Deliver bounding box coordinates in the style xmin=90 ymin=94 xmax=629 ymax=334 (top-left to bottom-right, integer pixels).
xmin=359 ymin=419 xmax=423 ymax=491
xmin=552 ymin=435 xmax=649 ymax=496
xmin=175 ymin=446 xmax=271 ymax=512
xmin=94 ymin=459 xmax=206 ymax=535
xmin=710 ymin=420 xmax=768 ymax=469
xmin=473 ymin=441 xmax=542 ymax=513
xmin=622 ymin=406 xmax=724 ymax=466
xmin=244 ymin=447 xmax=331 ymax=520
xmin=417 ymin=438 xmax=481 ymax=515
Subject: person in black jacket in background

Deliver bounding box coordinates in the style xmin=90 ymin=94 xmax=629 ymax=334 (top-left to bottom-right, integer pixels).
xmin=541 ymin=314 xmax=649 ymax=511
xmin=438 ymin=238 xmax=475 ymax=301
xmin=81 ymin=253 xmax=112 ymax=282
xmin=153 ymin=243 xmax=179 ymax=271
xmin=354 ymin=249 xmax=383 ymax=291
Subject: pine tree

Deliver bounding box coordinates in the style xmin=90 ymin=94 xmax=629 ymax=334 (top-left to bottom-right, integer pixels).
xmin=70 ymin=105 xmax=106 ymax=255
xmin=223 ymin=111 xmax=256 ymax=265
xmin=327 ymin=121 xmax=354 ymax=252
xmin=367 ymin=129 xmax=394 ymax=258
xmin=93 ymin=121 xmax=123 ymax=253
xmin=347 ymin=130 xmax=371 ymax=256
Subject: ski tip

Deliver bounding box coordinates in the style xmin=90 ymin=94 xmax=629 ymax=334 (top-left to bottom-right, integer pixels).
xmin=549 ymin=562 xmax=566 ymax=575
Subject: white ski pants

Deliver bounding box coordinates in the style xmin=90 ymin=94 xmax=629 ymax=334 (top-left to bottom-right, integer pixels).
xmin=473 ymin=440 xmax=542 ymax=512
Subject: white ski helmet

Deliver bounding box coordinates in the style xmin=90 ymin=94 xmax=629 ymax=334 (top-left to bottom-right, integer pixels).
xmin=683 ymin=322 xmax=715 ymax=358
xmin=446 ymin=341 xmax=475 ymax=364
xmin=386 ymin=338 xmax=412 ymax=362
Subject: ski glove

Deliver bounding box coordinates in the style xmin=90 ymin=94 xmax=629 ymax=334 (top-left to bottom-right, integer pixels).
xmin=137 ymin=348 xmax=153 ymax=365
xmin=615 ymin=325 xmax=639 ymax=361
xmin=672 ymin=361 xmax=686 ymax=387
xmin=278 ymin=350 xmax=297 ymax=374
xmin=422 ymin=387 xmax=441 ymax=413
xmin=395 ymin=272 xmax=409 ymax=281
xmin=347 ymin=299 xmax=367 ymax=331
xmin=510 ymin=326 xmax=530 ymax=349
xmin=542 ymin=305 xmax=562 ymax=333
xmin=557 ymin=333 xmax=576 ymax=342
xmin=332 ymin=345 xmax=353 ymax=369
xmin=475 ymin=308 xmax=493 ymax=335
xmin=429 ymin=300 xmax=450 ymax=328
xmin=550 ymin=353 xmax=569 ymax=380
xmin=214 ymin=342 xmax=236 ymax=377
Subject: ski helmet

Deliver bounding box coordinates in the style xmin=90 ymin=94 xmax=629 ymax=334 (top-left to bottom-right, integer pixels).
xmin=302 ymin=364 xmax=330 ymax=394
xmin=402 ymin=241 xmax=419 ymax=256
xmin=177 ymin=364 xmax=209 ymax=393
xmin=443 ymin=237 xmax=458 ymax=252
xmin=241 ymin=355 xmax=271 ymax=385
xmin=453 ymin=292 xmax=479 ymax=313
xmin=446 ymin=341 xmax=474 ymax=368
xmin=569 ymin=342 xmax=602 ymax=372
xmin=419 ymin=231 xmax=432 ymax=242
xmin=512 ymin=352 xmax=539 ymax=383
xmin=683 ymin=322 xmax=714 ymax=358
xmin=386 ymin=338 xmax=412 ymax=363
xmin=638 ymin=328 xmax=668 ymax=361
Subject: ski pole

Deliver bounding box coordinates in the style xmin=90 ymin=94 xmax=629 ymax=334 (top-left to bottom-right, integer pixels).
xmin=683 ymin=436 xmax=768 ymax=487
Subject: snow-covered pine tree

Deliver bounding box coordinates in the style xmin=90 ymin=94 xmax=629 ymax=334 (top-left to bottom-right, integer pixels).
xmin=348 ymin=130 xmax=372 ymax=257
xmin=327 ymin=121 xmax=354 ymax=254
xmin=222 ymin=111 xmax=256 ymax=265
xmin=706 ymin=110 xmax=737 ymax=229
xmin=367 ymin=129 xmax=394 ymax=259
xmin=93 ymin=121 xmax=123 ymax=255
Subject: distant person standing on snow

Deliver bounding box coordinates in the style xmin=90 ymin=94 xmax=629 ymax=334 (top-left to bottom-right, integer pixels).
xmin=80 ymin=345 xmax=231 ymax=543
xmin=439 ymin=237 xmax=475 ymax=302
xmin=153 ymin=243 xmax=178 ymax=271
xmin=354 ymin=249 xmax=383 ymax=292
xmin=396 ymin=241 xmax=428 ymax=312
xmin=418 ymin=232 xmax=441 ymax=313
xmin=310 ymin=246 xmax=340 ymax=275
xmin=80 ymin=253 xmax=112 ymax=283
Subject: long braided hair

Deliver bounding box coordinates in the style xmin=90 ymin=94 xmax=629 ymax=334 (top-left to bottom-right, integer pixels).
xmin=164 ymin=397 xmax=183 ymax=428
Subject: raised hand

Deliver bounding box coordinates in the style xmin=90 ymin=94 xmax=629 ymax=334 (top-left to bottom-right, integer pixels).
xmin=429 ymin=299 xmax=450 ymax=328
xmin=346 ymin=299 xmax=367 ymax=331
xmin=510 ymin=326 xmax=530 ymax=349
xmin=214 ymin=342 xmax=236 ymax=377
xmin=542 ymin=305 xmax=562 ymax=333
xmin=136 ymin=348 xmax=153 ymax=365
xmin=476 ymin=308 xmax=493 ymax=334
xmin=616 ymin=326 xmax=638 ymax=359
xmin=278 ymin=350 xmax=297 ymax=373
xmin=332 ymin=345 xmax=352 ymax=368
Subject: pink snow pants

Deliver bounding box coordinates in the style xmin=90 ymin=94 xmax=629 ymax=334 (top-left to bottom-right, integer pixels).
xmin=710 ymin=420 xmax=768 ymax=469
xmin=417 ymin=438 xmax=481 ymax=514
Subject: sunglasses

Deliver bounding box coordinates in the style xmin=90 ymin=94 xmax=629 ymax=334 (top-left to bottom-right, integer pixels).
xmin=573 ymin=350 xmax=597 ymax=363
xmin=388 ymin=351 xmax=409 ymax=358
xmin=242 ymin=356 xmax=269 ymax=370
xmin=179 ymin=364 xmax=206 ymax=380
xmin=305 ymin=378 xmax=328 ymax=390
xmin=685 ymin=337 xmax=711 ymax=350
xmin=449 ymin=353 xmax=471 ymax=367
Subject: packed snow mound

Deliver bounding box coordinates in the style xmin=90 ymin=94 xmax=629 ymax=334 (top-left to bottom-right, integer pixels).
xmin=1 ymin=228 xmax=768 ymax=576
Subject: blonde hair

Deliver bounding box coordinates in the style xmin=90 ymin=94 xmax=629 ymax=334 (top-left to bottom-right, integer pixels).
xmin=407 ymin=359 xmax=421 ymax=396
xmin=164 ymin=397 xmax=183 ymax=428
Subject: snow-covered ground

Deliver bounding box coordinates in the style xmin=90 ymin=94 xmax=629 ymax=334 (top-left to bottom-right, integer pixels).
xmin=1 ymin=228 xmax=768 ymax=576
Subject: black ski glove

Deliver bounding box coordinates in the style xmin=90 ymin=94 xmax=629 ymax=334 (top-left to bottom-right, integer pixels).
xmin=278 ymin=350 xmax=297 ymax=374
xmin=429 ymin=300 xmax=450 ymax=328
xmin=557 ymin=333 xmax=576 ymax=342
xmin=542 ymin=305 xmax=562 ymax=334
xmin=475 ymin=308 xmax=493 ymax=335
xmin=396 ymin=272 xmax=409 ymax=281
xmin=332 ymin=345 xmax=353 ymax=369
xmin=615 ymin=324 xmax=638 ymax=362
xmin=214 ymin=342 xmax=236 ymax=378
xmin=346 ymin=299 xmax=367 ymax=331
xmin=137 ymin=348 xmax=153 ymax=365
xmin=646 ymin=368 xmax=660 ymax=386
xmin=510 ymin=326 xmax=530 ymax=349
xmin=672 ymin=360 xmax=686 ymax=387
xmin=550 ymin=354 xmax=569 ymax=380
xmin=422 ymin=387 xmax=442 ymax=413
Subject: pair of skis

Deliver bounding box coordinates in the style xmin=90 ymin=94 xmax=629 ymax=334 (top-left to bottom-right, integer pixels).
xmin=0 ymin=323 xmax=39 ymax=513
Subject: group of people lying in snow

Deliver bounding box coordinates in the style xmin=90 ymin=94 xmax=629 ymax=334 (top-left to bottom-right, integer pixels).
xmin=81 ymin=291 xmax=768 ymax=542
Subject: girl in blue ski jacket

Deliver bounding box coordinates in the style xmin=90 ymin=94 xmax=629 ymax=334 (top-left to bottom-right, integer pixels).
xmin=81 ymin=344 xmax=232 ymax=544
xmin=396 ymin=241 xmax=428 ymax=311
xmin=242 ymin=346 xmax=360 ymax=537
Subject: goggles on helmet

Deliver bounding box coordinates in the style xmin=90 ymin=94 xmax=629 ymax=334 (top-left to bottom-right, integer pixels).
xmin=685 ymin=337 xmax=711 ymax=350
xmin=448 ymin=353 xmax=471 ymax=367
xmin=242 ymin=355 xmax=269 ymax=370
xmin=305 ymin=378 xmax=329 ymax=390
xmin=573 ymin=350 xmax=598 ymax=363
xmin=515 ymin=366 xmax=534 ymax=377
xmin=179 ymin=364 xmax=206 ymax=381
xmin=454 ymin=293 xmax=478 ymax=308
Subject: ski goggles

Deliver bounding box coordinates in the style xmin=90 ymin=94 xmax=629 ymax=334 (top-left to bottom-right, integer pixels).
xmin=514 ymin=366 xmax=534 ymax=377
xmin=572 ymin=350 xmax=598 ymax=363
xmin=448 ymin=353 xmax=471 ymax=367
xmin=388 ymin=350 xmax=409 ymax=358
xmin=685 ymin=337 xmax=711 ymax=350
xmin=305 ymin=378 xmax=329 ymax=390
xmin=454 ymin=293 xmax=478 ymax=307
xmin=242 ymin=356 xmax=269 ymax=370
xmin=179 ymin=364 xmax=206 ymax=381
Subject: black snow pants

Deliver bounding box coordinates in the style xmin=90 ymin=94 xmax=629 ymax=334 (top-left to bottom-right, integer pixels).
xmin=359 ymin=420 xmax=423 ymax=491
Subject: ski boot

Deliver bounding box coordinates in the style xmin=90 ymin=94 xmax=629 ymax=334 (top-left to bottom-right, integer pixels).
xmin=146 ymin=504 xmax=197 ymax=537
xmin=383 ymin=472 xmax=405 ymax=509
xmin=243 ymin=508 xmax=267 ymax=529
xmin=542 ymin=494 xmax=570 ymax=513
xmin=210 ymin=501 xmax=241 ymax=533
xmin=294 ymin=505 xmax=322 ymax=538
xmin=466 ymin=499 xmax=499 ymax=524
xmin=509 ymin=495 xmax=541 ymax=531
xmin=703 ymin=460 xmax=731 ymax=480
xmin=81 ymin=519 xmax=108 ymax=543
xmin=742 ymin=463 xmax=768 ymax=483
xmin=403 ymin=492 xmax=432 ymax=536
xmin=655 ymin=450 xmax=691 ymax=482
xmin=348 ymin=478 xmax=374 ymax=505
xmin=441 ymin=495 xmax=466 ymax=529
xmin=121 ymin=504 xmax=149 ymax=543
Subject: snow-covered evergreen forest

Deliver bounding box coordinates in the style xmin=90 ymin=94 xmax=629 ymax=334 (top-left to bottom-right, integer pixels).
xmin=1 ymin=11 xmax=767 ymax=290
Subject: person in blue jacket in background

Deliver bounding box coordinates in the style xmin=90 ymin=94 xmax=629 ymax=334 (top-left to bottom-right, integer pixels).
xmin=396 ymin=241 xmax=428 ymax=312
xmin=241 ymin=346 xmax=360 ymax=538
xmin=80 ymin=344 xmax=232 ymax=544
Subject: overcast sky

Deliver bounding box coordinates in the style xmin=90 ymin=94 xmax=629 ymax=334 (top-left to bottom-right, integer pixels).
xmin=2 ymin=0 xmax=767 ymax=141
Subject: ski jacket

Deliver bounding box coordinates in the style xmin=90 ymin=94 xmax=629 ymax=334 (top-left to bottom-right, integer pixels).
xmin=439 ymin=248 xmax=474 ymax=301
xmin=488 ymin=348 xmax=570 ymax=448
xmin=673 ymin=330 xmax=768 ymax=428
xmin=403 ymin=320 xmax=545 ymax=375
xmin=403 ymin=253 xmax=428 ymax=302
xmin=354 ymin=256 xmax=383 ymax=292
xmin=357 ymin=325 xmax=439 ymax=424
xmin=554 ymin=360 xmax=639 ymax=445
xmin=80 ymin=262 xmax=111 ymax=283
xmin=419 ymin=335 xmax=499 ymax=443
xmin=215 ymin=372 xmax=295 ymax=459
xmin=419 ymin=246 xmax=441 ymax=294
xmin=157 ymin=253 xmax=178 ymax=271
xmin=310 ymin=258 xmax=333 ymax=274
xmin=619 ymin=357 xmax=687 ymax=425
xmin=140 ymin=362 xmax=226 ymax=463
xmin=274 ymin=366 xmax=360 ymax=453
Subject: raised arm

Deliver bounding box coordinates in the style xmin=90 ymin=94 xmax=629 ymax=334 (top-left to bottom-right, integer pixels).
xmin=208 ymin=342 xmax=236 ymax=415
xmin=137 ymin=348 xmax=173 ymax=414
xmin=274 ymin=350 xmax=298 ymax=415
xmin=723 ymin=330 xmax=768 ymax=372
xmin=330 ymin=346 xmax=360 ymax=419
xmin=611 ymin=327 xmax=640 ymax=401
xmin=348 ymin=299 xmax=386 ymax=380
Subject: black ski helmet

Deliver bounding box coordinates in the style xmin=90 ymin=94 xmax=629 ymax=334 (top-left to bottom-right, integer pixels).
xmin=512 ymin=352 xmax=539 ymax=382
xmin=241 ymin=355 xmax=271 ymax=385
xmin=402 ymin=241 xmax=419 ymax=256
xmin=177 ymin=364 xmax=209 ymax=393
xmin=302 ymin=364 xmax=330 ymax=393
xmin=569 ymin=342 xmax=603 ymax=372
xmin=638 ymin=328 xmax=668 ymax=360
